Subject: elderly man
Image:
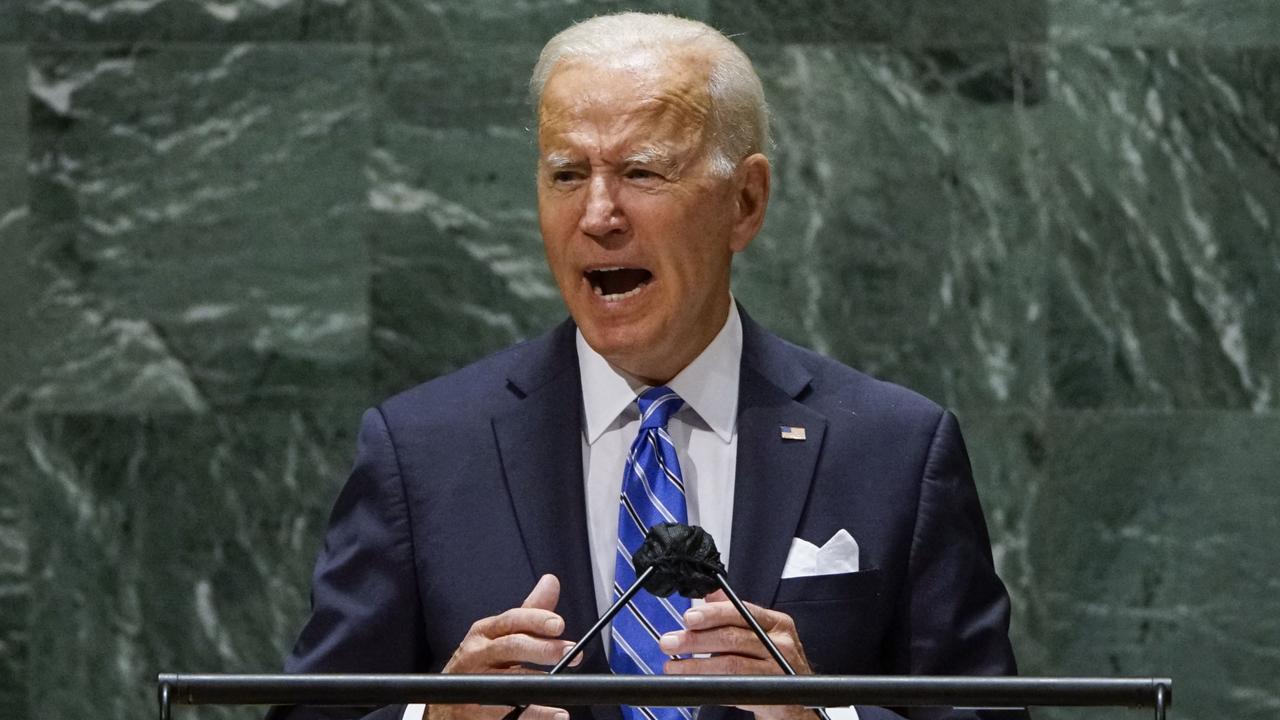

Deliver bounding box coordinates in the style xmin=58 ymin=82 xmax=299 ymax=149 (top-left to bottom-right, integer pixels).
xmin=272 ymin=12 xmax=1019 ymax=720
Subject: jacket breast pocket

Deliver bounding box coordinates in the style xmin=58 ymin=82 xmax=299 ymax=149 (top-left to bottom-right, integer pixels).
xmin=772 ymin=569 xmax=885 ymax=674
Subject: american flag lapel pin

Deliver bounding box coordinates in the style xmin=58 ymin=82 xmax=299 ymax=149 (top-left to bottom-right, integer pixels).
xmin=779 ymin=425 xmax=806 ymax=441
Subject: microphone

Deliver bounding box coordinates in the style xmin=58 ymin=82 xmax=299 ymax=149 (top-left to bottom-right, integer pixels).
xmin=630 ymin=523 xmax=833 ymax=720
xmin=505 ymin=523 xmax=832 ymax=720
xmin=543 ymin=522 xmax=717 ymax=676
xmin=631 ymin=521 xmax=724 ymax=598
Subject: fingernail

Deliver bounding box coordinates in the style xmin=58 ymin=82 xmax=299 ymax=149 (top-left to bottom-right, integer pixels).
xmin=561 ymin=644 xmax=575 ymax=658
xmin=544 ymin=617 xmax=562 ymax=634
xmin=685 ymin=609 xmax=703 ymax=626
xmin=554 ymin=712 xmax=569 ymax=720
xmin=659 ymin=632 xmax=679 ymax=651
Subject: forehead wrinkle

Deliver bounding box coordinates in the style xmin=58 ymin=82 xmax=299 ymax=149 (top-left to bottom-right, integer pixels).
xmin=647 ymin=85 xmax=711 ymax=127
xmin=538 ymin=57 xmax=716 ymax=169
xmin=542 ymin=60 xmax=711 ymax=129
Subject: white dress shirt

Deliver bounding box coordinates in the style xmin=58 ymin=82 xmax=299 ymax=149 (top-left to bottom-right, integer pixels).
xmin=578 ymin=302 xmax=742 ymax=622
xmin=576 ymin=303 xmax=856 ymax=720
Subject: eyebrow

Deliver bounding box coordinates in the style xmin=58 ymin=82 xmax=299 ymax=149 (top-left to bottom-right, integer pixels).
xmin=540 ymin=147 xmax=679 ymax=172
xmin=622 ymin=146 xmax=676 ymax=169
xmin=542 ymin=152 xmax=576 ymax=169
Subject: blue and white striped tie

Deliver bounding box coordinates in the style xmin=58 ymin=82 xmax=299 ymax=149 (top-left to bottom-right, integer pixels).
xmin=609 ymin=386 xmax=694 ymax=720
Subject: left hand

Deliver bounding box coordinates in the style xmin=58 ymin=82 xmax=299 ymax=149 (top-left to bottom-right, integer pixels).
xmin=659 ymin=589 xmax=815 ymax=720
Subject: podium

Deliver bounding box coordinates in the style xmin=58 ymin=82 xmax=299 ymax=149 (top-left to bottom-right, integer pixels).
xmin=156 ymin=674 xmax=1172 ymax=720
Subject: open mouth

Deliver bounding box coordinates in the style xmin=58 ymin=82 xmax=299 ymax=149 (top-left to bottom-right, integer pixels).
xmin=585 ymin=267 xmax=653 ymax=301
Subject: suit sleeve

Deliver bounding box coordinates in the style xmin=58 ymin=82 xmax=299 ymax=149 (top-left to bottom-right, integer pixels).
xmin=901 ymin=410 xmax=1017 ymax=674
xmin=267 ymin=407 xmax=431 ymax=720
xmin=858 ymin=411 xmax=1022 ymax=720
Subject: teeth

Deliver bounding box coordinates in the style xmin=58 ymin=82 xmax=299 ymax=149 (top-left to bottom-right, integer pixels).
xmin=597 ymin=281 xmax=648 ymax=302
xmin=587 ymin=267 xmax=650 ymax=302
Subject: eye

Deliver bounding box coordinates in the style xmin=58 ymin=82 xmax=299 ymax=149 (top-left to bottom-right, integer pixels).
xmin=625 ymin=167 xmax=662 ymax=182
xmin=550 ymin=169 xmax=585 ymax=184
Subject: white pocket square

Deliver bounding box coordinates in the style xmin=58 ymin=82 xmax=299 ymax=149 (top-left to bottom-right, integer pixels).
xmin=781 ymin=529 xmax=860 ymax=579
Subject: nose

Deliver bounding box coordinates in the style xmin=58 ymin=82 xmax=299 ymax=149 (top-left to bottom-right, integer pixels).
xmin=578 ymin=175 xmax=628 ymax=238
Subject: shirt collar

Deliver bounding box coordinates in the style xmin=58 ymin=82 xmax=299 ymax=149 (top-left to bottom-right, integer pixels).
xmin=577 ymin=300 xmax=742 ymax=445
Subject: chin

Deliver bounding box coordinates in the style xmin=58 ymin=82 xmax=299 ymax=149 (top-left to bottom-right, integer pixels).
xmin=580 ymin=328 xmax=642 ymax=361
xmin=578 ymin=322 xmax=653 ymax=367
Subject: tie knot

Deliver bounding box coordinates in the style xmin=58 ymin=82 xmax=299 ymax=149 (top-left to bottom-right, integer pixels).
xmin=637 ymin=386 xmax=684 ymax=430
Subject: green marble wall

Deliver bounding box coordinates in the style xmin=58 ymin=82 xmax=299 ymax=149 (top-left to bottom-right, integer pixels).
xmin=1 ymin=2 xmax=1277 ymax=720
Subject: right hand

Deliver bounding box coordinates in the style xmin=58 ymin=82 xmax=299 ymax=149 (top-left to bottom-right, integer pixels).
xmin=429 ymin=574 xmax=578 ymax=720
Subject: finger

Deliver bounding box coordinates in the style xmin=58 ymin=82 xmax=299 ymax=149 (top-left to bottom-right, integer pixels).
xmin=488 ymin=634 xmax=579 ymax=666
xmin=520 ymin=705 xmax=570 ymax=720
xmin=664 ymin=654 xmax=784 ymax=676
xmin=521 ymin=574 xmax=561 ymax=611
xmin=659 ymin=626 xmax=773 ymax=659
xmin=685 ymin=599 xmax=792 ymax=632
xmin=473 ymin=608 xmax=565 ymax=639
xmin=562 ymin=644 xmax=585 ymax=667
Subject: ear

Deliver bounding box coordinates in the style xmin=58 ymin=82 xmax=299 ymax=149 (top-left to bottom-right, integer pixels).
xmin=729 ymin=153 xmax=771 ymax=253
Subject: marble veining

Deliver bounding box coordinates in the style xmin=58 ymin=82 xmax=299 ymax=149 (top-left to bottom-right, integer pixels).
xmin=367 ymin=0 xmax=710 ymax=42
xmin=1051 ymin=0 xmax=1280 ymax=45
xmin=21 ymin=412 xmax=354 ymax=720
xmin=739 ymin=45 xmax=1048 ymax=409
xmin=1043 ymin=47 xmax=1280 ymax=410
xmin=22 ymin=0 xmax=365 ymax=41
xmin=0 ymin=2 xmax=1278 ymax=718
xmin=1026 ymin=412 xmax=1280 ymax=720
xmin=14 ymin=45 xmax=372 ymax=413
xmin=711 ymin=0 xmax=1047 ymax=44
xmin=0 ymin=48 xmax=34 ymax=415
xmin=0 ymin=421 xmax=30 ymax=720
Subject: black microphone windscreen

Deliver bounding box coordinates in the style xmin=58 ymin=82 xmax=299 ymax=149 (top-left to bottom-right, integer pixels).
xmin=632 ymin=522 xmax=726 ymax=598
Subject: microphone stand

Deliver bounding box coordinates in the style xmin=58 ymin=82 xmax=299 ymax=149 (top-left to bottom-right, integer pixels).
xmin=552 ymin=565 xmax=656 ymax=674
xmin=713 ymin=571 xmax=833 ymax=720
xmin=506 ymin=523 xmax=833 ymax=720
xmin=502 ymin=566 xmax=656 ymax=720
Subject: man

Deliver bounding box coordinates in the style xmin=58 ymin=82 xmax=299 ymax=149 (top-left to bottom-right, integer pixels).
xmin=272 ymin=12 xmax=1019 ymax=720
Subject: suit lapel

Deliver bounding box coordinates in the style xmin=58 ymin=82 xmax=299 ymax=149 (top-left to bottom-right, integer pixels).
xmin=727 ymin=313 xmax=828 ymax=610
xmin=697 ymin=316 xmax=826 ymax=720
xmin=490 ymin=321 xmax=609 ymax=678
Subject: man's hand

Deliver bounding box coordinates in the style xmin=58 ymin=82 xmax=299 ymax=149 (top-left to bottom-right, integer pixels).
xmin=660 ymin=590 xmax=814 ymax=720
xmin=430 ymin=574 xmax=579 ymax=720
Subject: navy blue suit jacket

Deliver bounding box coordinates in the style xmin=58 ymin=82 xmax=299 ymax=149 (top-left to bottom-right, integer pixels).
xmin=273 ymin=311 xmax=1019 ymax=720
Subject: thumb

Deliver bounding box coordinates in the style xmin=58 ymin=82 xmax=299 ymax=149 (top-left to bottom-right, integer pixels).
xmin=521 ymin=573 xmax=561 ymax=611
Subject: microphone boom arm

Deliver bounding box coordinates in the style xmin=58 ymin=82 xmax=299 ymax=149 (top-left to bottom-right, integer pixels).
xmin=713 ymin=571 xmax=834 ymax=720
xmin=552 ymin=565 xmax=655 ymax=674
xmin=503 ymin=566 xmax=657 ymax=720
xmin=513 ymin=523 xmax=836 ymax=720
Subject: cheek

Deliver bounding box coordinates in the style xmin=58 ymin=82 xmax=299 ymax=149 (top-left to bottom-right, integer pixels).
xmin=538 ymin=212 xmax=573 ymax=258
xmin=544 ymin=243 xmax=575 ymax=283
xmin=539 ymin=236 xmax=572 ymax=287
xmin=538 ymin=190 xmax=577 ymax=230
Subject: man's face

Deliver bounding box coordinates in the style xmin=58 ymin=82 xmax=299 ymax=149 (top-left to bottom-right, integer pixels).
xmin=537 ymin=53 xmax=763 ymax=383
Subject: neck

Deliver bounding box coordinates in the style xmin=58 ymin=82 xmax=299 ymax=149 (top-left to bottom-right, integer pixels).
xmin=610 ymin=295 xmax=734 ymax=387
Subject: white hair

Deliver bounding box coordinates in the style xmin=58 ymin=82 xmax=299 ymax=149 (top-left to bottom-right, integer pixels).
xmin=530 ymin=12 xmax=770 ymax=176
